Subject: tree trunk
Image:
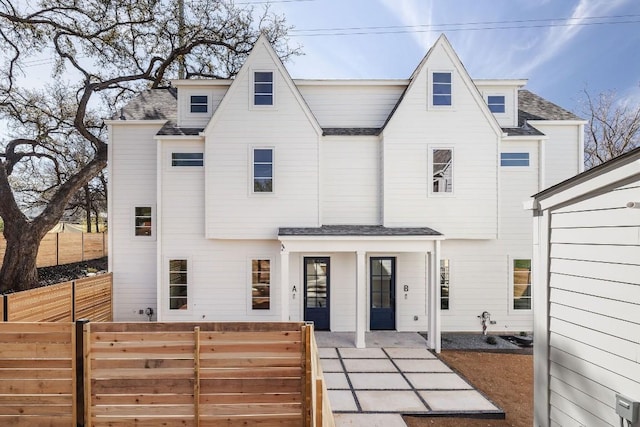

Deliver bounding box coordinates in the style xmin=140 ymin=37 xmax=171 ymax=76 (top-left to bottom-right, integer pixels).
xmin=0 ymin=225 xmax=41 ymax=292
xmin=85 ymin=185 xmax=92 ymax=233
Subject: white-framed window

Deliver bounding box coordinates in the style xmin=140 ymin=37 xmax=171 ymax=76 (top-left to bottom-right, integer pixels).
xmin=500 ymin=152 xmax=530 ymax=167
xmin=251 ymin=259 xmax=271 ymax=310
xmin=169 ymin=259 xmax=188 ymax=310
xmin=190 ymin=95 xmax=208 ymax=113
xmin=430 ymin=147 xmax=453 ymax=194
xmin=171 ymin=152 xmax=204 ymax=167
xmin=512 ymin=258 xmax=531 ymax=310
xmin=133 ymin=206 xmax=153 ymax=237
xmin=440 ymin=259 xmax=450 ymax=310
xmin=253 ymin=71 xmax=274 ymax=106
xmin=487 ymin=95 xmax=506 ymax=113
xmin=252 ymin=148 xmax=273 ymax=193
xmin=431 ymin=71 xmax=452 ymax=107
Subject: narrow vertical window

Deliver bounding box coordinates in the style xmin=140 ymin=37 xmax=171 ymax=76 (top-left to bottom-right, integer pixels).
xmin=169 ymin=259 xmax=188 ymax=310
xmin=513 ymin=259 xmax=531 ymax=310
xmin=253 ymin=148 xmax=273 ymax=193
xmin=432 ymin=72 xmax=452 ymax=106
xmin=432 ymin=149 xmax=453 ymax=193
xmin=487 ymin=95 xmax=505 ymax=113
xmin=254 ymin=72 xmax=273 ymax=106
xmin=440 ymin=259 xmax=450 ymax=310
xmin=252 ymin=259 xmax=271 ymax=310
xmin=134 ymin=207 xmax=152 ymax=236
xmin=190 ymin=95 xmax=208 ymax=113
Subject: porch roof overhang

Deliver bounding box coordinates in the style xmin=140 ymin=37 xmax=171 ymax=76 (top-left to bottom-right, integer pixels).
xmin=277 ymin=225 xmax=444 ymax=253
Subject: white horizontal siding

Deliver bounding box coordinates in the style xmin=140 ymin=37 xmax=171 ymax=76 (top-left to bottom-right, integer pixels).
xmin=177 ymin=85 xmax=228 ymax=128
xmin=297 ymin=84 xmax=404 ymax=128
xmin=321 ymin=137 xmax=380 ymax=225
xmin=477 ymin=85 xmax=517 ymax=127
xmin=547 ymin=181 xmax=640 ymax=427
xmin=535 ymin=123 xmax=581 ymax=189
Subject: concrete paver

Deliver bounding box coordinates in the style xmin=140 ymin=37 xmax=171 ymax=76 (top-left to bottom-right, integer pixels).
xmin=334 ymin=413 xmax=408 ymax=427
xmin=356 ymin=390 xmax=427 ymax=412
xmin=405 ymin=372 xmax=473 ymax=389
xmin=419 ymin=390 xmax=500 ymax=411
xmin=348 ymin=373 xmax=411 ymax=390
xmin=341 ymin=358 xmax=397 ymax=372
xmin=394 ymin=358 xmax=452 ymax=373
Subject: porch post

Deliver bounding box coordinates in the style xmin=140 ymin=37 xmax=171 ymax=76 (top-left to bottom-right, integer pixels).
xmin=355 ymin=250 xmax=366 ymax=348
xmin=280 ymin=250 xmax=290 ymax=322
xmin=427 ymin=242 xmax=442 ymax=353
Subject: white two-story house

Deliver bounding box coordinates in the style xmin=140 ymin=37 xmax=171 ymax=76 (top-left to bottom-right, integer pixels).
xmin=107 ymin=34 xmax=584 ymax=350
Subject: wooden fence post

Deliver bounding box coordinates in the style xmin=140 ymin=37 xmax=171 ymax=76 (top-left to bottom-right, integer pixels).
xmin=194 ymin=326 xmax=201 ymax=427
xmin=2 ymin=295 xmax=7 ymax=322
xmin=76 ymin=319 xmax=90 ymax=427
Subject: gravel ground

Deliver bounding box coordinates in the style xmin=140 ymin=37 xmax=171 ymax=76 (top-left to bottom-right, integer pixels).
xmin=35 ymin=256 xmax=108 ymax=288
xmin=441 ymin=332 xmax=533 ymax=354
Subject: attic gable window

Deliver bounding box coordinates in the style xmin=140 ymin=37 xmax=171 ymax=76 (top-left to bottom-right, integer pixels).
xmin=487 ymin=95 xmax=506 ymax=113
xmin=190 ymin=95 xmax=208 ymax=113
xmin=432 ymin=72 xmax=452 ymax=106
xmin=254 ymin=72 xmax=273 ymax=106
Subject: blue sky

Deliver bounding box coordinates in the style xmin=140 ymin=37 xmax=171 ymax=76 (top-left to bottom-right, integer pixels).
xmin=265 ymin=0 xmax=640 ymax=114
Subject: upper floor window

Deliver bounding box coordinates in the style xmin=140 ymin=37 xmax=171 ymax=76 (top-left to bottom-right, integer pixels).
xmin=501 ymin=152 xmax=530 ymax=167
xmin=432 ymin=72 xmax=452 ymax=106
xmin=134 ymin=206 xmax=152 ymax=236
xmin=487 ymin=95 xmax=505 ymax=113
xmin=254 ymin=72 xmax=273 ymax=106
xmin=253 ymin=148 xmax=273 ymax=193
xmin=190 ymin=95 xmax=208 ymax=113
xmin=172 ymin=152 xmax=204 ymax=167
xmin=513 ymin=259 xmax=531 ymax=310
xmin=251 ymin=259 xmax=271 ymax=310
xmin=169 ymin=259 xmax=188 ymax=310
xmin=440 ymin=259 xmax=450 ymax=310
xmin=432 ymin=148 xmax=453 ymax=193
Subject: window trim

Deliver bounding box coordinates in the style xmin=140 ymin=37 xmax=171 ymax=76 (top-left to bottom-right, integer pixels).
xmin=171 ymin=152 xmax=204 ymax=167
xmin=189 ymin=95 xmax=209 ymax=114
xmin=509 ymin=256 xmax=532 ymax=312
xmin=251 ymin=70 xmax=275 ymax=108
xmin=248 ymin=257 xmax=273 ymax=314
xmin=251 ymin=147 xmax=274 ymax=195
xmin=429 ymin=70 xmax=454 ymax=109
xmin=132 ymin=205 xmax=155 ymax=239
xmin=500 ymin=152 xmax=530 ymax=168
xmin=440 ymin=259 xmax=450 ymax=311
xmin=486 ymin=94 xmax=507 ymax=114
xmin=167 ymin=258 xmax=190 ymax=312
xmin=429 ymin=146 xmax=455 ymax=196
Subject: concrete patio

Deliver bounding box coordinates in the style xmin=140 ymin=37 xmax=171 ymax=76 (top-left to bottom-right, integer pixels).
xmin=315 ymin=331 xmax=504 ymax=427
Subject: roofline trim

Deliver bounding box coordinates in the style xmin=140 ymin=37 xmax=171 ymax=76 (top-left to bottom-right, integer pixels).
xmin=105 ymin=119 xmax=168 ymax=125
xmin=527 ymin=119 xmax=588 ymax=126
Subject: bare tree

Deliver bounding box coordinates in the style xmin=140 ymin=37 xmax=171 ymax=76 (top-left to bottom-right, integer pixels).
xmin=0 ymin=0 xmax=300 ymax=291
xmin=580 ymin=88 xmax=640 ymax=169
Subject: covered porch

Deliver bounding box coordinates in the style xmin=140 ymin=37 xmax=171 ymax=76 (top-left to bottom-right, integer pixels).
xmin=277 ymin=225 xmax=444 ymax=352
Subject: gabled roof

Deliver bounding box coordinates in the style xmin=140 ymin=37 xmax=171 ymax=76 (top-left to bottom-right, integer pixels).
xmin=157 ymin=121 xmax=203 ymax=136
xmin=518 ymin=89 xmax=583 ymax=123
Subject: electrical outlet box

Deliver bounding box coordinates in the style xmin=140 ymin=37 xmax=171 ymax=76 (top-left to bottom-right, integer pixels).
xmin=616 ymin=394 xmax=639 ymax=422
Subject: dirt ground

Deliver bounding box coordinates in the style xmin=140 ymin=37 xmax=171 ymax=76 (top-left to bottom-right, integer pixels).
xmin=404 ymin=350 xmax=533 ymax=427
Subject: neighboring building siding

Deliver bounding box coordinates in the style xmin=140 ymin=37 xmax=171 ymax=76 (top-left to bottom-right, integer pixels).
xmin=110 ymin=124 xmax=160 ymax=321
xmin=546 ymin=182 xmax=640 ymax=427
xmin=321 ymin=136 xmax=381 ymax=225
xmin=204 ymin=41 xmax=321 ymax=239
xmin=297 ymin=83 xmax=405 ymax=128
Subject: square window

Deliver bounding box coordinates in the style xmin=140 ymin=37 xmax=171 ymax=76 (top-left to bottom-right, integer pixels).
xmin=432 ymin=148 xmax=453 ymax=193
xmin=513 ymin=259 xmax=531 ymax=310
xmin=134 ymin=206 xmax=152 ymax=236
xmin=501 ymin=152 xmax=530 ymax=167
xmin=172 ymin=152 xmax=204 ymax=167
xmin=487 ymin=95 xmax=506 ymax=113
xmin=432 ymin=72 xmax=452 ymax=106
xmin=251 ymin=259 xmax=270 ymax=310
xmin=169 ymin=259 xmax=188 ymax=310
xmin=190 ymin=95 xmax=208 ymax=113
xmin=253 ymin=148 xmax=273 ymax=193
xmin=254 ymin=72 xmax=273 ymax=106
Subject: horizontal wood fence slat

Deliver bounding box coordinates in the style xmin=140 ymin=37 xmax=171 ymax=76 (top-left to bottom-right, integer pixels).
xmin=1 ymin=273 xmax=113 ymax=323
xmin=0 ymin=321 xmax=333 ymax=427
xmin=0 ymin=232 xmax=108 ymax=270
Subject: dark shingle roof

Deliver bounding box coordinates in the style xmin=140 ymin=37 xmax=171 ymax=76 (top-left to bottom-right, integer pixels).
xmin=116 ymin=88 xmax=177 ymax=121
xmin=278 ymin=225 xmax=441 ymax=236
xmin=501 ymin=126 xmax=545 ymax=137
xmin=157 ymin=121 xmax=204 ymax=136
xmin=518 ymin=89 xmax=582 ymax=124
xmin=322 ymin=128 xmax=381 ymax=136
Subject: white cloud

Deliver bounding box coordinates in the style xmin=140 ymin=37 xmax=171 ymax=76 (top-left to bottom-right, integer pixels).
xmin=378 ymin=0 xmax=436 ymax=52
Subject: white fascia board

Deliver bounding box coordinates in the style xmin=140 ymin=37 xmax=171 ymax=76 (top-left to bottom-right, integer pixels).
xmin=104 ymin=119 xmax=168 ymax=125
xmin=154 ymin=135 xmax=204 ymax=141
xmin=278 ymin=237 xmax=443 ymax=254
xmin=527 ymin=120 xmax=587 ymax=126
xmin=502 ymin=134 xmax=549 ymax=141
xmin=294 ymin=79 xmax=410 ymax=86
xmin=523 ymin=198 xmax=540 ymax=211
xmin=170 ymin=79 xmax=232 ymax=87
xmin=536 ymin=159 xmax=640 ymax=211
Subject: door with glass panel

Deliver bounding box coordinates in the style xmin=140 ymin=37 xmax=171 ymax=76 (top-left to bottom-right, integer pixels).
xmin=304 ymin=257 xmax=330 ymax=330
xmin=370 ymin=257 xmax=396 ymax=330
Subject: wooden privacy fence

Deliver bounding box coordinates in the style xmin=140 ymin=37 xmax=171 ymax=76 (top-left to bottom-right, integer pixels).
xmin=0 ymin=232 xmax=108 ymax=269
xmin=0 ymin=321 xmax=334 ymax=427
xmin=1 ymin=273 xmax=112 ymax=322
